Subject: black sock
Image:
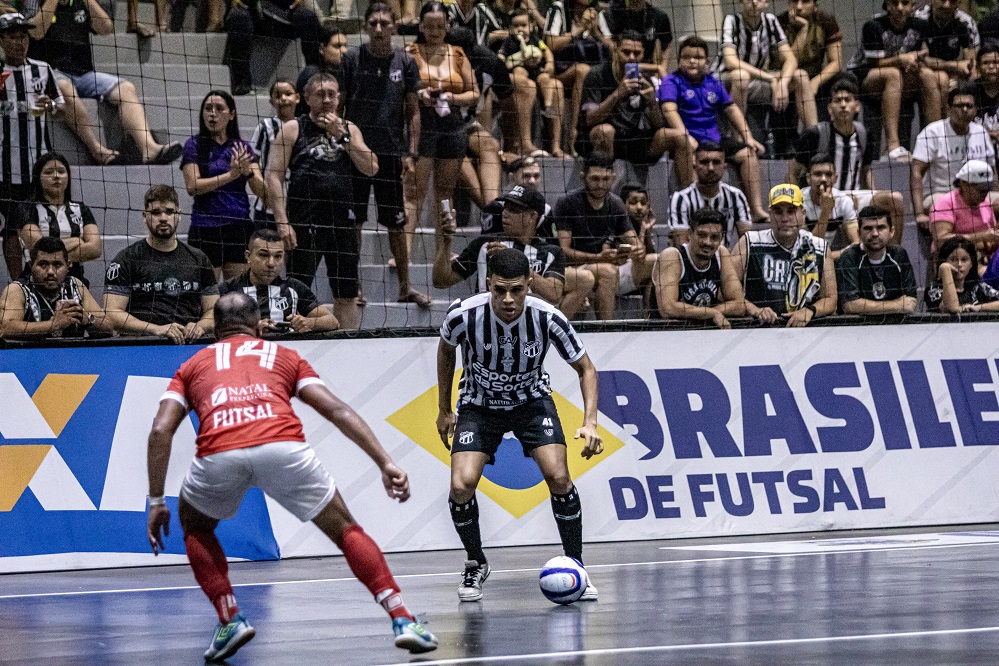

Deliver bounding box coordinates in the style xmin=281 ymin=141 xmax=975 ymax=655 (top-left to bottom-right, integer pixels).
xmin=551 ymin=485 xmax=583 ymax=563
xmin=449 ymin=495 xmax=486 ymax=564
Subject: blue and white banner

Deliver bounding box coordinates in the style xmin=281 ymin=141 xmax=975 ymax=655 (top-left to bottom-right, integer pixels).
xmin=2 ymin=322 xmax=998 ymax=572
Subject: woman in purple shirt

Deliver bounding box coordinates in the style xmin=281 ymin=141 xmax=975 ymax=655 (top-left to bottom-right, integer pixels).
xmin=182 ymin=90 xmax=265 ymax=281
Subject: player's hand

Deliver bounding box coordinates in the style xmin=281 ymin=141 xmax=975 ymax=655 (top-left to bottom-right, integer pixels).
xmin=753 ymin=306 xmax=779 ymax=325
xmin=158 ymin=322 xmax=187 ymax=344
xmin=711 ymin=310 xmax=731 ymax=329
xmin=575 ymin=423 xmax=603 ymax=459
xmin=183 ymin=322 xmax=206 ymax=342
xmin=782 ymin=308 xmax=814 ymax=327
xmin=437 ymin=409 xmax=456 ymax=448
xmin=147 ymin=504 xmax=171 ymax=555
xmin=381 ymin=461 xmax=411 ymax=502
xmin=289 ymin=314 xmax=313 ymax=333
xmin=278 ymin=222 xmax=298 ymax=250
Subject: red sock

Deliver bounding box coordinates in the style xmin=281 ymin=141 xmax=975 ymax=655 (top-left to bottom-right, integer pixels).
xmin=338 ymin=524 xmax=413 ymax=621
xmin=185 ymin=531 xmax=238 ymax=624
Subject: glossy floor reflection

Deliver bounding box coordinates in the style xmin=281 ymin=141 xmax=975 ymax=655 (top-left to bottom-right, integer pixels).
xmin=3 ymin=526 xmax=999 ymax=665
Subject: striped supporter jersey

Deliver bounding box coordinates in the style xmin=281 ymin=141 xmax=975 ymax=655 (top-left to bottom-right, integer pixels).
xmin=1 ymin=58 xmax=63 ymax=185
xmin=440 ymin=292 xmax=586 ymax=410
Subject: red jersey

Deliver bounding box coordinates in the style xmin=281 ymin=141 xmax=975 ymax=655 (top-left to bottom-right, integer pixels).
xmin=163 ymin=334 xmax=324 ymax=457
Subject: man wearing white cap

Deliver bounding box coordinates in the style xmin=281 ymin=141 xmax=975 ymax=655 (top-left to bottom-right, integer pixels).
xmin=930 ymin=160 xmax=999 ymax=252
xmin=731 ymin=183 xmax=837 ymax=327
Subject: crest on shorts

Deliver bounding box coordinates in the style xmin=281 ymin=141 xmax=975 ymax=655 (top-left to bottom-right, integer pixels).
xmin=459 ymin=431 xmax=474 ymax=445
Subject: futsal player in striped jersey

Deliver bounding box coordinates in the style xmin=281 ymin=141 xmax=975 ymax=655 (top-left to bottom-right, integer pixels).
xmin=437 ymin=249 xmax=603 ymax=602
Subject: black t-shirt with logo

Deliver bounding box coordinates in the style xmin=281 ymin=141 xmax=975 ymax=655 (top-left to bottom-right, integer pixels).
xmin=338 ymin=45 xmax=420 ymax=156
xmin=104 ymin=240 xmax=219 ymax=326
xmin=836 ymin=244 xmax=917 ymax=308
xmin=603 ymin=0 xmax=673 ymax=63
xmin=28 ymin=0 xmax=95 ymax=76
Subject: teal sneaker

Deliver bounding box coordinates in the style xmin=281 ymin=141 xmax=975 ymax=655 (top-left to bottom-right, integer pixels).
xmin=392 ymin=616 xmax=438 ymax=653
xmin=203 ymin=613 xmax=256 ymax=662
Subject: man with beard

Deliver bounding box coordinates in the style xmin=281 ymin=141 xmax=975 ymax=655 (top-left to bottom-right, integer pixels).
xmin=731 ymin=183 xmax=837 ymax=327
xmin=655 ymin=207 xmax=745 ymax=329
xmin=0 ymin=236 xmax=106 ymax=339
xmin=835 ymin=205 xmax=917 ymax=314
xmin=669 ymin=141 xmax=753 ymax=249
xmin=104 ymin=185 xmax=219 ymax=343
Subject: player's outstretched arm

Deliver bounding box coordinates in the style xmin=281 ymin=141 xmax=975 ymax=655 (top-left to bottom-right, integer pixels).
xmin=436 ymin=339 xmax=458 ymax=448
xmin=146 ymin=398 xmax=187 ymax=555
xmin=298 ymin=384 xmax=410 ymax=502
xmin=570 ymin=353 xmax=603 ymax=459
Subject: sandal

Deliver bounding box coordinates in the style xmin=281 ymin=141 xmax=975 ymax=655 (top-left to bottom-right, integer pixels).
xmin=529 ymin=149 xmax=551 ymax=158
xmin=398 ymin=290 xmax=432 ymax=309
xmin=99 ymin=151 xmax=128 ymax=166
xmin=147 ymin=143 xmax=182 ymax=165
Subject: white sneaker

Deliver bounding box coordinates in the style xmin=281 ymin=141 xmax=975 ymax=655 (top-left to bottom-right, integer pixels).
xmin=580 ymin=581 xmax=598 ymax=602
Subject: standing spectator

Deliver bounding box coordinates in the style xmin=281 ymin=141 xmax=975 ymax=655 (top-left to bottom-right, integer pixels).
xmin=0 ymin=236 xmax=106 ymax=339
xmin=660 ymin=36 xmax=767 ymax=223
xmin=104 ymin=185 xmax=219 ymax=343
xmin=27 ymin=0 xmax=183 ymax=165
xmin=713 ymin=0 xmax=818 ymax=136
xmin=554 ymin=152 xmax=639 ymax=320
xmin=602 ymin=0 xmax=672 ymax=74
xmin=836 ymin=205 xmax=917 ymax=315
xmin=224 ymin=0 xmax=325 ymax=96
xmin=655 ymin=207 xmax=746 ymax=328
xmin=800 ymin=154 xmax=859 ymax=260
xmin=340 ymin=3 xmax=430 ymax=308
xmin=974 ymin=44 xmax=999 ymax=150
xmin=577 ymin=31 xmax=693 ymax=185
xmin=0 ymin=12 xmax=64 ymax=280
xmin=294 ymin=23 xmax=347 ymax=115
xmin=925 ymin=235 xmax=999 ymax=313
xmin=777 ymin=0 xmax=842 ymax=114
xmin=929 ymin=160 xmax=998 ymax=251
xmin=731 ymin=184 xmax=837 ymax=326
xmin=669 ymin=141 xmax=753 ymax=249
xmin=250 ymin=79 xmax=299 ymax=227
xmin=616 ymin=183 xmax=657 ymax=296
xmin=220 ymin=228 xmax=339 ymax=334
xmin=406 ymin=2 xmax=478 ymax=245
xmin=17 ymin=152 xmax=102 ymax=284
xmin=266 ymin=73 xmax=379 ymax=331
xmin=788 ymin=78 xmax=905 ymax=242
xmin=182 ymin=90 xmax=265 ymax=282
xmin=847 ymin=0 xmax=936 ymax=161
xmin=914 ymin=0 xmax=976 ymax=118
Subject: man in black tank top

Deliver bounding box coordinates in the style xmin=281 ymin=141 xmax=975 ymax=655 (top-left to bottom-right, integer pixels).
xmin=655 ymin=208 xmax=746 ymax=328
xmin=265 ymin=72 xmax=380 ymax=330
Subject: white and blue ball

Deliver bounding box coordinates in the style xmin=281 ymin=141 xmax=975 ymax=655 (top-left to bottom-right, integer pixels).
xmin=539 ymin=556 xmax=587 ymax=605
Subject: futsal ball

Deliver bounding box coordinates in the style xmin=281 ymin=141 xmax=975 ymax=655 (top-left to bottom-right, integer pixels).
xmin=539 ymin=556 xmax=587 ymax=605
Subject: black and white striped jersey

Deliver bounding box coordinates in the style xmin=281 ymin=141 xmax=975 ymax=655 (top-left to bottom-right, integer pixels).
xmin=250 ymin=116 xmax=284 ymax=212
xmin=440 ymin=292 xmax=586 ymax=409
xmin=713 ymin=12 xmax=787 ymax=73
xmin=220 ymin=272 xmax=320 ymax=323
xmin=0 ymin=58 xmax=63 ymax=185
xmin=669 ymin=182 xmax=751 ymax=249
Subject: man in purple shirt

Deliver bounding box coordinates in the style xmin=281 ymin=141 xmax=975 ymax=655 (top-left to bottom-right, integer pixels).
xmin=659 ymin=35 xmax=767 ymax=222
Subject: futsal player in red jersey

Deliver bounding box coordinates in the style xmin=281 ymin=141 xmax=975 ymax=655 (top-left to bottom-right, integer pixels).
xmin=146 ymin=292 xmax=437 ymax=662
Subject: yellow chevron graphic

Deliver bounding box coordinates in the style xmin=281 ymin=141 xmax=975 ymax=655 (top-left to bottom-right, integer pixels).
xmin=31 ymin=374 xmax=98 ymax=437
xmin=0 ymin=445 xmax=51 ymax=511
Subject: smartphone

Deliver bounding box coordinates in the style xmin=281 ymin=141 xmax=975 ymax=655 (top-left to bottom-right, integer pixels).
xmin=618 ymin=243 xmax=633 ymax=253
xmin=271 ymin=321 xmax=294 ymax=333
xmin=624 ymin=63 xmax=641 ymax=79
xmin=441 ymin=199 xmax=452 ymax=215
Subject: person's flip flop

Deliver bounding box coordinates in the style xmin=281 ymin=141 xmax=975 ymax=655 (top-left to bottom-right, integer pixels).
xmin=100 ymin=151 xmax=128 ymax=166
xmin=398 ymin=291 xmax=432 ymax=309
xmin=148 ymin=143 xmax=182 ymax=165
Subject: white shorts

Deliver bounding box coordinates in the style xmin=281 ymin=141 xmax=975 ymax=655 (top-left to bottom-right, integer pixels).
xmin=618 ymin=259 xmax=637 ymax=295
xmin=843 ymin=190 xmax=875 ymax=211
xmin=180 ymin=440 xmax=336 ymax=522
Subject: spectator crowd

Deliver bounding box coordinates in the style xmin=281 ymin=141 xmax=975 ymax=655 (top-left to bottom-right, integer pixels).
xmin=2 ymin=0 xmax=999 ymax=342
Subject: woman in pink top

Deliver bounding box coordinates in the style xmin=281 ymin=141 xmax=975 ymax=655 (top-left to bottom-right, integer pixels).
xmin=930 ymin=160 xmax=999 ymax=253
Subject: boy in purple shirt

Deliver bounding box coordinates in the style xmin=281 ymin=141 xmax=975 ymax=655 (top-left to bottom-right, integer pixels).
xmin=659 ymin=35 xmax=768 ymax=221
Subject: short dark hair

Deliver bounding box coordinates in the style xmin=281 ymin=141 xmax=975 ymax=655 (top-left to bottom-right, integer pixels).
xmin=214 ymin=292 xmax=260 ymax=336
xmin=809 ymin=153 xmax=835 ymax=169
xmin=619 ymin=183 xmax=648 ymax=204
xmin=583 ymin=151 xmax=614 ymax=173
xmin=30 ymin=236 xmax=68 ymax=263
xmin=616 ymin=29 xmax=644 ymax=46
xmin=978 ymin=40 xmax=999 ymax=65
xmin=318 ymin=20 xmax=341 ymax=46
xmin=689 ymin=207 xmax=729 ymax=236
xmin=364 ymin=1 xmax=396 ymax=21
xmin=858 ymin=205 xmax=890 ymax=227
xmin=487 ymin=248 xmax=530 ymax=279
xmin=507 ymin=155 xmax=539 ymax=173
xmin=678 ymin=35 xmax=708 ymax=57
xmin=830 ymin=77 xmax=860 ymax=98
xmin=31 ymin=152 xmax=72 ymax=202
xmin=948 ymin=81 xmax=977 ymax=106
xmin=144 ymin=184 xmax=179 ymax=208
xmin=305 ymin=71 xmax=339 ymax=97
xmin=510 ymin=7 xmax=530 ymax=20
xmin=695 ymin=140 xmax=723 ymax=155
xmin=249 ymin=228 xmax=282 ymax=246
xmin=269 ymin=78 xmax=296 ymax=97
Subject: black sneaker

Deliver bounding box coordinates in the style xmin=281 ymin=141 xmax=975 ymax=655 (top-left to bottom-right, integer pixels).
xmin=457 ymin=559 xmax=491 ymax=602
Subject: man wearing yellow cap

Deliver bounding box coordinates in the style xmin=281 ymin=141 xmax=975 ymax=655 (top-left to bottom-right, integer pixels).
xmin=731 ymin=184 xmax=837 ymax=327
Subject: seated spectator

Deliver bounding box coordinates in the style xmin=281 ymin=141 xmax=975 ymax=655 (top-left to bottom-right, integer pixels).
xmin=617 ymin=183 xmax=657 ymax=296
xmin=914 ymin=0 xmax=976 ymax=117
xmin=220 ymin=229 xmax=339 ymax=334
xmin=929 ymin=160 xmax=999 ymax=253
xmin=577 ymin=30 xmax=693 ymax=184
xmin=447 ymin=0 xmax=510 ymax=47
xmin=224 ymin=0 xmax=325 ymax=96
xmin=835 ymin=204 xmax=917 ymax=314
xmin=973 ymin=44 xmax=999 ymax=148
xmin=713 ymin=0 xmax=818 ymax=137
xmin=267 ymin=73 xmax=379 ymax=331
xmin=655 ymin=207 xmax=745 ymax=328
xmin=668 ymin=141 xmax=753 ymax=250
xmin=543 ymin=0 xmax=611 ymax=150
xmin=0 ymin=236 xmax=106 ymax=339
xmin=731 ymin=184 xmax=837 ymax=327
xmin=294 ymin=23 xmax=347 ymax=115
xmin=250 ymin=79 xmax=299 ymax=227
xmin=434 ymin=185 xmax=565 ymax=304
xmin=846 ymin=0 xmax=936 ymax=161
xmin=602 ymin=0 xmax=672 ymax=75
xmin=789 ymin=78 xmax=905 ymax=241
xmin=800 ymin=154 xmax=859 ymax=260
xmin=554 ymin=152 xmax=639 ymax=319
xmin=26 ymin=0 xmax=182 ymax=165
xmin=103 ymin=185 xmax=219 ymax=343
xmin=182 ymin=90 xmax=265 ymax=282
xmin=498 ymin=9 xmax=564 ymax=155
xmin=926 ymin=235 xmax=999 ymax=313
xmin=481 ymin=156 xmax=552 ymax=236
xmin=777 ymin=0 xmax=842 ymax=111
xmin=17 ymin=152 xmax=102 ymax=285
xmin=980 ymin=3 xmax=999 ymax=46
xmin=912 ymin=84 xmax=995 ymax=255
